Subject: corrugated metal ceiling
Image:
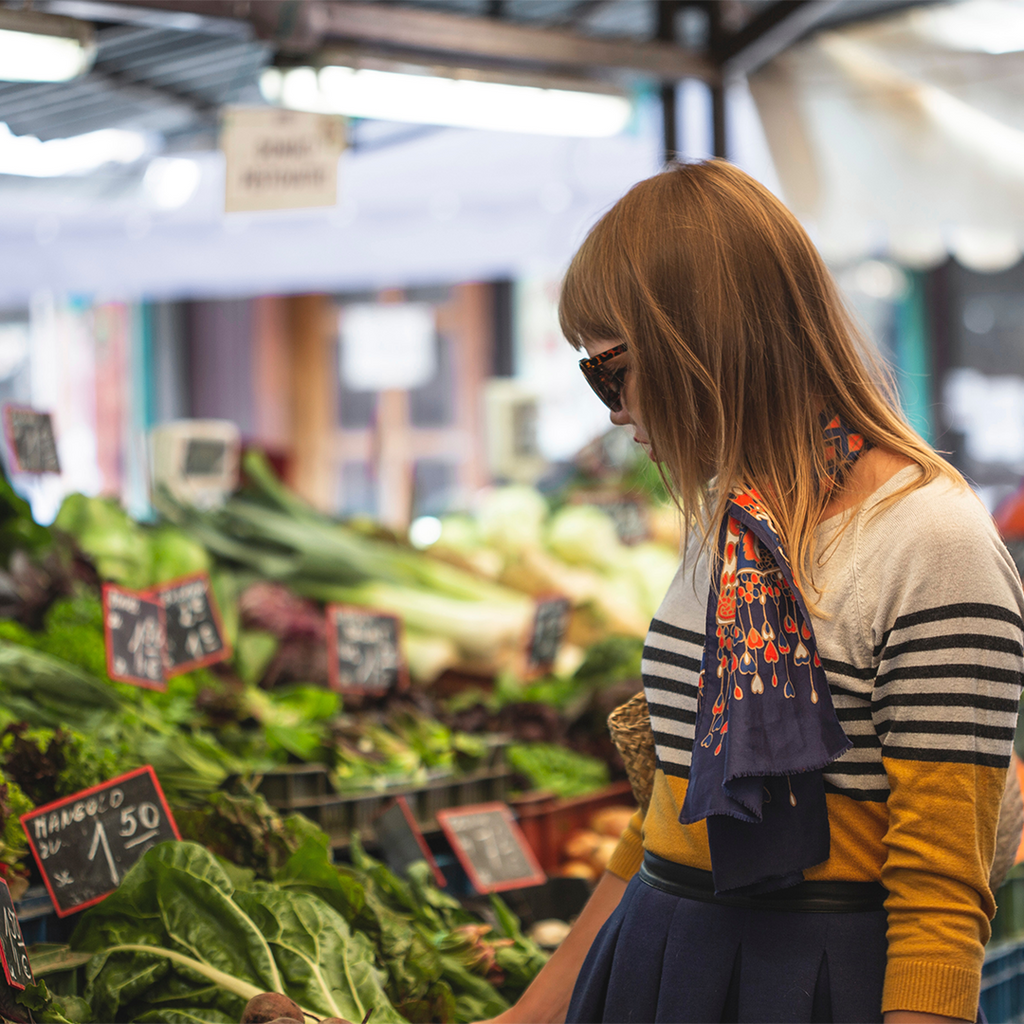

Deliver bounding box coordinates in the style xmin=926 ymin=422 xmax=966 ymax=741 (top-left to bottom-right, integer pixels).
xmin=0 ymin=0 xmax=932 ymax=143
xmin=0 ymin=13 xmax=270 ymax=141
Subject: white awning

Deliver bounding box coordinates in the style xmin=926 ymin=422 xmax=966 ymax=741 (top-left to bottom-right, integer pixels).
xmin=750 ymin=0 xmax=1024 ymax=271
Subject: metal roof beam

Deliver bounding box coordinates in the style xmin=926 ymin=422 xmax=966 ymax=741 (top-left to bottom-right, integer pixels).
xmin=302 ymin=1 xmax=716 ymax=81
xmin=715 ymin=0 xmax=843 ymax=78
xmin=99 ymin=0 xmax=717 ymax=82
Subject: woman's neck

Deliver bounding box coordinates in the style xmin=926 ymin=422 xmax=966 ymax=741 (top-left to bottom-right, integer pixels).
xmin=820 ymin=447 xmax=916 ymax=522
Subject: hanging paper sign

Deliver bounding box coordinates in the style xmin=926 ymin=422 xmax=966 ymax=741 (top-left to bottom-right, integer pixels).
xmin=157 ymin=574 xmax=230 ymax=676
xmin=527 ymin=596 xmax=571 ymax=672
xmin=102 ymin=584 xmax=166 ymax=690
xmin=0 ymin=881 xmax=31 ymax=989
xmin=374 ymin=797 xmax=446 ymax=887
xmin=222 ymin=106 xmax=345 ymax=213
xmin=326 ymin=605 xmax=406 ymax=695
xmin=20 ymin=766 xmax=180 ymax=917
xmin=3 ymin=405 xmax=60 ymax=474
xmin=437 ymin=802 xmax=546 ymax=894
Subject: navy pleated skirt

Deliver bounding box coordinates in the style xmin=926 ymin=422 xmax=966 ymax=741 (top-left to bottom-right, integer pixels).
xmin=566 ymin=870 xmax=889 ymax=1023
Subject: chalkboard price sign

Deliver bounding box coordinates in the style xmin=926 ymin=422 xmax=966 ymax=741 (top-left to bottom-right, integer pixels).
xmin=528 ymin=596 xmax=571 ymax=672
xmin=20 ymin=766 xmax=180 ymax=917
xmin=3 ymin=405 xmax=60 ymax=475
xmin=183 ymin=437 xmax=227 ymax=476
xmin=102 ymin=584 xmax=166 ymax=690
xmin=601 ymin=500 xmax=650 ymax=545
xmin=157 ymin=573 xmax=230 ymax=676
xmin=326 ymin=605 xmax=406 ymax=695
xmin=375 ymin=797 xmax=446 ymax=887
xmin=0 ymin=881 xmax=31 ymax=989
xmin=437 ymin=802 xmax=546 ymax=894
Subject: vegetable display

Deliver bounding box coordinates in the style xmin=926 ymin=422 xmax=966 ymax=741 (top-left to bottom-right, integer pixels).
xmin=0 ymin=455 xmax=672 ymax=1023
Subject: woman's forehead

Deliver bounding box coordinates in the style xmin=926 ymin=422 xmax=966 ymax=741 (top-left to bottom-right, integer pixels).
xmin=582 ymin=338 xmax=626 ymax=359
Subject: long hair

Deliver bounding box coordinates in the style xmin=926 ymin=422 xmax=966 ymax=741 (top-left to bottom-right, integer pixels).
xmin=559 ymin=160 xmax=959 ymax=603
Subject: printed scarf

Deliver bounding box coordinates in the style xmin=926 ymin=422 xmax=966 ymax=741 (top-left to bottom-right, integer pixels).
xmin=679 ymin=417 xmax=870 ymax=894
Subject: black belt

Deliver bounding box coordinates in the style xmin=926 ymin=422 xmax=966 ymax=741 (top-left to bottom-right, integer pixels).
xmin=639 ymin=852 xmax=888 ymax=914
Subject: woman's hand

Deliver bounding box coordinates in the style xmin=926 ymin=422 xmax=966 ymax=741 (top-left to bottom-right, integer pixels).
xmin=475 ymin=871 xmax=628 ymax=1024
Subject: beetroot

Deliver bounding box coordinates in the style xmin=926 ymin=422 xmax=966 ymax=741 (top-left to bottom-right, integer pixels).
xmin=240 ymin=992 xmax=304 ymax=1023
xmin=239 ymin=582 xmax=325 ymax=641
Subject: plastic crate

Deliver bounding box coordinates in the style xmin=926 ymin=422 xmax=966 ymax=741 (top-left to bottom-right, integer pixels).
xmin=982 ymin=936 xmax=1024 ymax=1023
xmin=511 ymin=781 xmax=636 ymax=873
xmin=256 ymin=740 xmax=515 ymax=846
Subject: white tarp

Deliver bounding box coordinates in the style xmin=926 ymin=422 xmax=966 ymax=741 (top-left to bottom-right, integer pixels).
xmin=750 ymin=0 xmax=1024 ymax=271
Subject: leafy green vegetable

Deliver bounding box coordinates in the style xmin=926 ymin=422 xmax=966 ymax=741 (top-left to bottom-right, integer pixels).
xmin=573 ymin=636 xmax=644 ymax=685
xmin=507 ymin=742 xmax=609 ymax=798
xmin=0 ymin=472 xmax=53 ymax=559
xmin=276 ymin=833 xmax=546 ymax=1023
xmin=1 ymin=723 xmax=128 ymax=806
xmin=18 ymin=978 xmax=94 ymax=1023
xmin=175 ymin=786 xmax=323 ymax=880
xmin=72 ymin=841 xmax=404 ymax=1024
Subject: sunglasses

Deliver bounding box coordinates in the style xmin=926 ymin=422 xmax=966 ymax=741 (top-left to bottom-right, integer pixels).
xmin=579 ymin=342 xmax=629 ymax=412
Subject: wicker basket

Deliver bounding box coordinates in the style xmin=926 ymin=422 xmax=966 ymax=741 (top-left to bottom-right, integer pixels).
xmin=607 ymin=690 xmax=656 ymax=814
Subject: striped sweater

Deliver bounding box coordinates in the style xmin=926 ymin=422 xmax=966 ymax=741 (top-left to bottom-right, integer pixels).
xmin=607 ymin=467 xmax=1024 ymax=1021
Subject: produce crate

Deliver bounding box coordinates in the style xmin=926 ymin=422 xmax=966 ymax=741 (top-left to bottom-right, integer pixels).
xmin=982 ymin=936 xmax=1024 ymax=1023
xmin=511 ymin=781 xmax=636 ymax=873
xmin=255 ymin=740 xmax=515 ymax=847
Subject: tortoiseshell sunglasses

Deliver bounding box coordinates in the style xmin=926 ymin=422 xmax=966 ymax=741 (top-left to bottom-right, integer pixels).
xmin=579 ymin=342 xmax=628 ymax=412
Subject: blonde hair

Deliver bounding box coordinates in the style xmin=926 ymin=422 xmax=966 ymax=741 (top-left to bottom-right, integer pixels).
xmin=559 ymin=160 xmax=958 ymax=602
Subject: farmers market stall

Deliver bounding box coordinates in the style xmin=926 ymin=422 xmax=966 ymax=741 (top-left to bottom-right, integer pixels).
xmin=0 ymin=436 xmax=678 ymax=1022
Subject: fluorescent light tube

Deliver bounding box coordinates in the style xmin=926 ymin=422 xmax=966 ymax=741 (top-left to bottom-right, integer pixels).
xmin=914 ymin=0 xmax=1024 ymax=55
xmin=0 ymin=9 xmax=95 ymax=82
xmin=0 ymin=123 xmax=147 ymax=177
xmin=261 ymin=65 xmax=632 ymax=138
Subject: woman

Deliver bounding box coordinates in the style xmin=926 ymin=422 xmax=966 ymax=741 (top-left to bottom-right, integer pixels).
xmin=497 ymin=162 xmax=1024 ymax=1024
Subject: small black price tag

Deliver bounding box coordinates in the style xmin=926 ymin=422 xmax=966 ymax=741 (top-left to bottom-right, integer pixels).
xmin=437 ymin=802 xmax=546 ymax=894
xmin=20 ymin=766 xmax=179 ymax=917
xmin=326 ymin=605 xmax=406 ymax=695
xmin=3 ymin=405 xmax=60 ymax=475
xmin=374 ymin=797 xmax=446 ymax=887
xmin=157 ymin=573 xmax=230 ymax=677
xmin=0 ymin=881 xmax=31 ymax=990
xmin=102 ymin=584 xmax=166 ymax=690
xmin=601 ymin=500 xmax=650 ymax=545
xmin=528 ymin=596 xmax=571 ymax=672
xmin=183 ymin=438 xmax=227 ymax=476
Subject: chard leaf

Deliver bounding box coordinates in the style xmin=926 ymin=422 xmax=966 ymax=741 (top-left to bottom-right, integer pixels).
xmin=132 ymin=1010 xmax=235 ymax=1023
xmin=234 ymin=888 xmax=402 ymax=1023
xmin=28 ymin=945 xmax=94 ymax=976
xmin=17 ymin=980 xmax=93 ymax=1023
xmin=155 ymin=863 xmax=283 ymax=995
xmin=84 ymin=947 xmax=170 ymax=1023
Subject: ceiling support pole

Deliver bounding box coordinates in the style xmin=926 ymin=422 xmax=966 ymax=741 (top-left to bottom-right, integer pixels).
xmin=657 ymin=0 xmax=680 ymax=166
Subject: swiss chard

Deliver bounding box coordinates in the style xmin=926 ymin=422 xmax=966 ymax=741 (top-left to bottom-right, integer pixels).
xmin=71 ymin=841 xmax=404 ymax=1024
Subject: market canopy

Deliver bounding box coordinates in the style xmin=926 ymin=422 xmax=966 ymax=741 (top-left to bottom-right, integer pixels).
xmin=751 ymin=0 xmax=1024 ymax=271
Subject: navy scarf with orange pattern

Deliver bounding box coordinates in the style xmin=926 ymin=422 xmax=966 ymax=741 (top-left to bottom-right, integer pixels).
xmin=679 ymin=417 xmax=870 ymax=895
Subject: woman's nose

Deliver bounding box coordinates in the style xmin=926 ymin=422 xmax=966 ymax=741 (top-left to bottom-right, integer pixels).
xmin=610 ymin=406 xmax=631 ymax=427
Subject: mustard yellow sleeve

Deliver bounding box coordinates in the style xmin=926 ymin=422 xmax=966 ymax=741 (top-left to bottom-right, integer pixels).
xmin=880 ymin=758 xmax=1006 ymax=1021
xmin=606 ymin=808 xmax=645 ymax=881
xmin=860 ymin=500 xmax=1024 ymax=1020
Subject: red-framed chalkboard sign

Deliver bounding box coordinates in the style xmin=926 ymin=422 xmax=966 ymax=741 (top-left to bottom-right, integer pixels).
xmin=437 ymin=802 xmax=546 ymax=894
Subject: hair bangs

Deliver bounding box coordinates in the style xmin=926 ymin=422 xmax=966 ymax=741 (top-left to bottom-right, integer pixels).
xmin=558 ymin=214 xmax=634 ymax=350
